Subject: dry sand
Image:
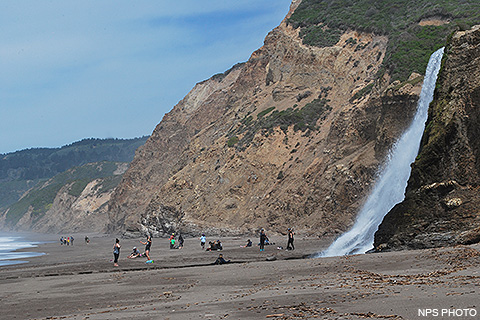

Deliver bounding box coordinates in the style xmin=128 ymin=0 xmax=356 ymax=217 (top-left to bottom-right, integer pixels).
xmin=0 ymin=233 xmax=479 ymax=320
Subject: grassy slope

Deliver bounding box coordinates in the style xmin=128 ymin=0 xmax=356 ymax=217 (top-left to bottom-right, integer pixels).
xmin=288 ymin=0 xmax=480 ymax=81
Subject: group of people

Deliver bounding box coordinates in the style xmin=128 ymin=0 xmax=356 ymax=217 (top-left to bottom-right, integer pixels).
xmin=199 ymin=235 xmax=223 ymax=251
xmin=205 ymin=240 xmax=223 ymax=251
xmin=113 ymin=234 xmax=152 ymax=266
xmin=112 ymin=228 xmax=295 ymax=267
xmin=169 ymin=233 xmax=184 ymax=249
xmin=246 ymin=228 xmax=294 ymax=251
xmin=59 ymin=236 xmax=74 ymax=246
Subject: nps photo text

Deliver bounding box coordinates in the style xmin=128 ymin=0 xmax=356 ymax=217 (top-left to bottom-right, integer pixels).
xmin=418 ymin=309 xmax=477 ymax=317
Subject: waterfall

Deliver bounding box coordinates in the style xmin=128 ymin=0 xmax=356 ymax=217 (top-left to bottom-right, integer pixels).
xmin=320 ymin=47 xmax=445 ymax=257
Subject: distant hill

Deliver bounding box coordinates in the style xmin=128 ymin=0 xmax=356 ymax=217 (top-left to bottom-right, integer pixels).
xmin=0 ymin=136 xmax=148 ymax=209
xmin=1 ymin=161 xmax=129 ymax=232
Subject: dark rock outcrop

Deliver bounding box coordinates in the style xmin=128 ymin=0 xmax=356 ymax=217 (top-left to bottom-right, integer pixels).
xmin=375 ymin=25 xmax=480 ymax=251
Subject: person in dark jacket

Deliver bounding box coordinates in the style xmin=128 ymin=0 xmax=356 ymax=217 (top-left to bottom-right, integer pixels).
xmin=113 ymin=238 xmax=121 ymax=267
xmin=214 ymin=254 xmax=230 ymax=265
xmin=259 ymin=229 xmax=267 ymax=252
xmin=286 ymin=228 xmax=295 ymax=250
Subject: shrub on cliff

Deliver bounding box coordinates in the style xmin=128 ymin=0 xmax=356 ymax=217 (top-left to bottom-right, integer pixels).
xmin=288 ymin=0 xmax=480 ymax=81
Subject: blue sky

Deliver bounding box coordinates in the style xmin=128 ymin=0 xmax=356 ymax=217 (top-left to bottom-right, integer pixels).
xmin=0 ymin=1 xmax=291 ymax=154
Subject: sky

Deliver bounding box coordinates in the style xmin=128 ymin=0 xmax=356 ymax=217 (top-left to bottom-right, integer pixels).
xmin=0 ymin=1 xmax=291 ymax=154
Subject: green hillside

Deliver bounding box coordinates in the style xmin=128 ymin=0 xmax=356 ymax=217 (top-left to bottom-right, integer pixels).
xmin=0 ymin=136 xmax=148 ymax=209
xmin=4 ymin=161 xmax=125 ymax=226
xmin=288 ymin=0 xmax=480 ymax=81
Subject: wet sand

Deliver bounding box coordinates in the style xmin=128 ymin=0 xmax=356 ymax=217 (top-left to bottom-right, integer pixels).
xmin=0 ymin=233 xmax=478 ymax=320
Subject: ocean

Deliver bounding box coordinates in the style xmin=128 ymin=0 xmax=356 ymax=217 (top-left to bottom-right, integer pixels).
xmin=0 ymin=233 xmax=45 ymax=267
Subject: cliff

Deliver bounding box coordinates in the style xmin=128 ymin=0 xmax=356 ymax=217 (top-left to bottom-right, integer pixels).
xmin=375 ymin=25 xmax=480 ymax=250
xmin=107 ymin=2 xmax=426 ymax=237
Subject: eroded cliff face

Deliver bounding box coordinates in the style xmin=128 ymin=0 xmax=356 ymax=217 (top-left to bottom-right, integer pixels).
xmin=375 ymin=25 xmax=480 ymax=250
xmin=107 ymin=2 xmax=424 ymax=237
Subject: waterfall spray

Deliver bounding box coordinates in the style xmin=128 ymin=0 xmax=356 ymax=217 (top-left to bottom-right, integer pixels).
xmin=320 ymin=47 xmax=444 ymax=257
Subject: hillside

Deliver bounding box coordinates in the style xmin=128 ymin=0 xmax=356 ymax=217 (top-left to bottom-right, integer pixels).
xmin=0 ymin=136 xmax=148 ymax=210
xmin=288 ymin=0 xmax=480 ymax=81
xmin=0 ymin=161 xmax=128 ymax=232
xmin=106 ymin=0 xmax=480 ymax=239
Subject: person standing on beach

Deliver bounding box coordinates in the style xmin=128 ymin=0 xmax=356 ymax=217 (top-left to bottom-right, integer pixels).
xmin=113 ymin=238 xmax=121 ymax=267
xmin=200 ymin=234 xmax=206 ymax=250
xmin=178 ymin=234 xmax=184 ymax=249
xmin=286 ymin=228 xmax=295 ymax=250
xmin=140 ymin=234 xmax=152 ymax=260
xmin=259 ymin=229 xmax=267 ymax=252
xmin=71 ymin=236 xmax=74 ymax=246
xmin=169 ymin=233 xmax=175 ymax=249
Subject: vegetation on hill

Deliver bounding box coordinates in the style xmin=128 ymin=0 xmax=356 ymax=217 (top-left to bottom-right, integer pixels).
xmin=288 ymin=0 xmax=480 ymax=81
xmin=4 ymin=161 xmax=125 ymax=226
xmin=0 ymin=137 xmax=148 ymax=181
xmin=0 ymin=137 xmax=147 ymax=209
xmin=228 ymin=98 xmax=331 ymax=150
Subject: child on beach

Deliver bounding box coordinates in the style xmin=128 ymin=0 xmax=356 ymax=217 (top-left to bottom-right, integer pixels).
xmin=113 ymin=238 xmax=121 ymax=267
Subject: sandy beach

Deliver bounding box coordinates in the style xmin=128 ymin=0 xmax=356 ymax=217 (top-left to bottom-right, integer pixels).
xmin=0 ymin=233 xmax=478 ymax=320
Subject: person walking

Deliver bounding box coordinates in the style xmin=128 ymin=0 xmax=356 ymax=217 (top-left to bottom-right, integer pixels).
xmin=140 ymin=234 xmax=152 ymax=260
xmin=200 ymin=234 xmax=206 ymax=250
xmin=113 ymin=238 xmax=121 ymax=267
xmin=259 ymin=229 xmax=267 ymax=252
xmin=286 ymin=228 xmax=295 ymax=250
xmin=178 ymin=234 xmax=184 ymax=249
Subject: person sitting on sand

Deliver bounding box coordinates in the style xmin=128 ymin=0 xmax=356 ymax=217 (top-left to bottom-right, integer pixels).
xmin=241 ymin=239 xmax=252 ymax=248
xmin=127 ymin=247 xmax=141 ymax=259
xmin=206 ymin=241 xmax=216 ymax=251
xmin=214 ymin=254 xmax=230 ymax=265
xmin=140 ymin=234 xmax=152 ymax=260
